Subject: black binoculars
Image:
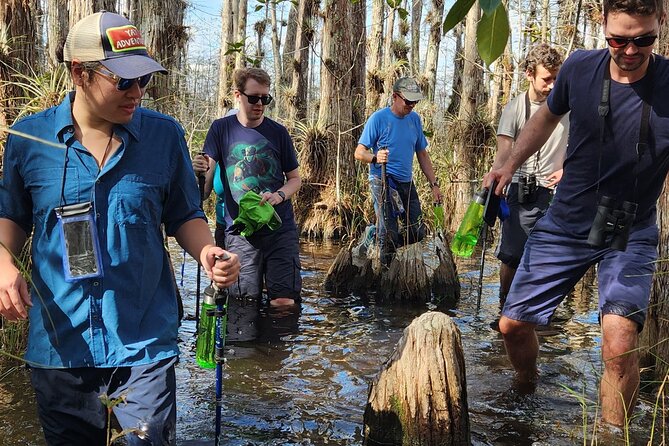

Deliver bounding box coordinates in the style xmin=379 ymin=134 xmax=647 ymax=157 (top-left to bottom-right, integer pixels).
xmin=517 ymin=174 xmax=538 ymax=204
xmin=587 ymin=195 xmax=638 ymax=251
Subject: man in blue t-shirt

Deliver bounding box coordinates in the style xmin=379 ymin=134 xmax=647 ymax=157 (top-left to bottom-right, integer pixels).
xmin=355 ymin=77 xmax=442 ymax=263
xmin=201 ymin=68 xmax=302 ymax=307
xmin=485 ymin=0 xmax=669 ymax=427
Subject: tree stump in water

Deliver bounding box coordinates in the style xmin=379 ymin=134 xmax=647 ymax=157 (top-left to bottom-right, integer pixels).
xmin=363 ymin=311 xmax=470 ymax=445
xmin=323 ymin=231 xmax=460 ymax=304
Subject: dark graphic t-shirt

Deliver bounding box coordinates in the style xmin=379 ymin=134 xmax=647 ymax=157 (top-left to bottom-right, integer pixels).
xmin=204 ymin=116 xmax=299 ymax=231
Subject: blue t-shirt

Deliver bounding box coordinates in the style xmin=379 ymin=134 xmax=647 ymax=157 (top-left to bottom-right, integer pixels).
xmin=545 ymin=49 xmax=669 ymax=236
xmin=0 ymin=92 xmax=204 ymax=368
xmin=203 ymin=115 xmax=299 ymax=231
xmin=358 ymin=107 xmax=428 ymax=182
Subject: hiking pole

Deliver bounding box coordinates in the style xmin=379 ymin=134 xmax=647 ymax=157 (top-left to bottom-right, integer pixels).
xmin=195 ymin=157 xmax=206 ymax=332
xmin=212 ymin=255 xmax=229 ymax=446
xmin=379 ymin=155 xmax=388 ymax=264
xmin=476 ymin=222 xmax=488 ymax=311
xmin=477 ymin=181 xmax=500 ymax=311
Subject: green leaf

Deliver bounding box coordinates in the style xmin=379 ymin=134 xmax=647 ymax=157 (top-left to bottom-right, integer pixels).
xmin=386 ymin=0 xmax=402 ymax=9
xmin=479 ymin=0 xmax=502 ymax=15
xmin=397 ymin=7 xmax=409 ymax=20
xmin=443 ymin=0 xmax=477 ymax=35
xmin=477 ymin=3 xmax=510 ymax=65
xmin=254 ymin=4 xmax=264 ymax=11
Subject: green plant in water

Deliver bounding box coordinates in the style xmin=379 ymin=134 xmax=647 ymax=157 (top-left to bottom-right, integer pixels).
xmin=100 ymin=391 xmax=142 ymax=446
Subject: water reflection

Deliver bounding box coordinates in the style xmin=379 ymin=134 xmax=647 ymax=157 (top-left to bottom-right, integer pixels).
xmin=0 ymin=241 xmax=663 ymax=445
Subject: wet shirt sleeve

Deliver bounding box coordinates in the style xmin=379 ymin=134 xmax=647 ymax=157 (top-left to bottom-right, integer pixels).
xmin=162 ymin=121 xmax=206 ymax=236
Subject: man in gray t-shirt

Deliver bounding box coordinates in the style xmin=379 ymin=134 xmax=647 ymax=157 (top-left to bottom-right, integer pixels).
xmin=491 ymin=44 xmax=569 ymax=310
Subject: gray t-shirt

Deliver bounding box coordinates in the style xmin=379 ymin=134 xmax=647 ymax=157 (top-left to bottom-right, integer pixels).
xmin=497 ymin=92 xmax=569 ymax=187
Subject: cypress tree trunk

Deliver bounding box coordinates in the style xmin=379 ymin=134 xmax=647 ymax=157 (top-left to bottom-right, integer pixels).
xmin=423 ymin=0 xmax=445 ymax=101
xmin=217 ymin=0 xmax=235 ymax=116
xmin=364 ymin=312 xmax=470 ymax=445
xmin=235 ymin=0 xmax=248 ymax=71
xmin=381 ymin=5 xmax=395 ymax=96
xmin=641 ymin=18 xmax=669 ymax=387
xmin=288 ymin=0 xmax=316 ymax=122
xmin=446 ymin=23 xmax=464 ymax=116
xmin=451 ymin=4 xmax=484 ymax=233
xmin=0 ymin=0 xmax=39 ymax=127
xmin=318 ymin=0 xmax=354 ymax=179
xmin=410 ymin=0 xmax=422 ymax=76
xmin=351 ymin=0 xmax=366 ymax=142
xmin=269 ymin=0 xmax=282 ymax=102
xmin=281 ymin=4 xmax=298 ymax=87
xmin=69 ymin=0 xmax=116 ymax=25
xmin=365 ymin=0 xmax=385 ymax=116
xmin=47 ymin=0 xmax=68 ymax=68
xmin=136 ymin=0 xmax=188 ymax=115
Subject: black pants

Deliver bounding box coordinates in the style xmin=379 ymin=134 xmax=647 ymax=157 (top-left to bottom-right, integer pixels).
xmin=30 ymin=357 xmax=177 ymax=446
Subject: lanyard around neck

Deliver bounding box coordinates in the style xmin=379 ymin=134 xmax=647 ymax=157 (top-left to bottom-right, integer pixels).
xmin=523 ymin=91 xmax=541 ymax=172
xmin=596 ymin=56 xmax=654 ymax=202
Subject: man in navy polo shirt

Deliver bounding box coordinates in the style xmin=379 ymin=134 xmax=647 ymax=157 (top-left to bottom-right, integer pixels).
xmin=485 ymin=0 xmax=668 ymax=427
xmin=0 ymin=12 xmax=239 ymax=445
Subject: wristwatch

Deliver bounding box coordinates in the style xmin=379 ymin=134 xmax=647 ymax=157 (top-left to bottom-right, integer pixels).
xmin=277 ymin=190 xmax=286 ymax=202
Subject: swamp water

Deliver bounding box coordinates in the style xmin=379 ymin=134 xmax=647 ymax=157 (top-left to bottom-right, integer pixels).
xmin=0 ymin=239 xmax=663 ymax=445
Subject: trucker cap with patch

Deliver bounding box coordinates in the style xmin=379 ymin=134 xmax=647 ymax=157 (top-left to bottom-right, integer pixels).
xmin=63 ymin=11 xmax=167 ymax=79
xmin=393 ymin=77 xmax=424 ymax=102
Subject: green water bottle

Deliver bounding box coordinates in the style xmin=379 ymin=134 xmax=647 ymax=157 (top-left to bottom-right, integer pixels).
xmin=451 ymin=189 xmax=487 ymax=258
xmin=433 ymin=202 xmax=445 ymax=229
xmin=196 ymin=285 xmax=226 ymax=368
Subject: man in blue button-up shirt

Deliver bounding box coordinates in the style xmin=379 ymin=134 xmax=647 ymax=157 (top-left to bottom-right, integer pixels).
xmin=0 ymin=12 xmax=239 ymax=445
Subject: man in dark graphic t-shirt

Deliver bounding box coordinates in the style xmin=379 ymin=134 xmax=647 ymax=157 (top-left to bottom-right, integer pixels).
xmin=198 ymin=67 xmax=302 ymax=307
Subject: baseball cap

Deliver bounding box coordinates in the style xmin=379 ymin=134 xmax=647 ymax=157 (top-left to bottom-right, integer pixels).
xmin=63 ymin=11 xmax=167 ymax=79
xmin=393 ymin=77 xmax=424 ymax=102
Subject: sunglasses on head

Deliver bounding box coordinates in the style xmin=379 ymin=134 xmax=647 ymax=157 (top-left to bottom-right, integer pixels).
xmin=240 ymin=91 xmax=273 ymax=105
xmin=93 ymin=67 xmax=153 ymax=91
xmin=397 ymin=93 xmax=419 ymax=106
xmin=605 ymin=35 xmax=657 ymax=48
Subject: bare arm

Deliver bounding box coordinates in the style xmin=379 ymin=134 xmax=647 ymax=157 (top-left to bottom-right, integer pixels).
xmin=174 ymin=218 xmax=239 ymax=288
xmin=491 ymin=135 xmax=515 ymax=170
xmin=416 ymin=149 xmax=443 ymax=203
xmin=260 ymin=168 xmax=302 ymax=206
xmin=354 ymin=143 xmax=389 ymax=164
xmin=192 ymin=154 xmax=216 ymax=199
xmin=485 ymin=103 xmax=563 ymax=195
xmin=0 ymin=218 xmax=31 ymax=320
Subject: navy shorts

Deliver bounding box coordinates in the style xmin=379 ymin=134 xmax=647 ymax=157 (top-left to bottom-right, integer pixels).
xmin=30 ymin=357 xmax=177 ymax=446
xmin=225 ymin=228 xmax=302 ymax=301
xmin=496 ymin=183 xmax=553 ymax=269
xmin=502 ymin=216 xmax=658 ymax=330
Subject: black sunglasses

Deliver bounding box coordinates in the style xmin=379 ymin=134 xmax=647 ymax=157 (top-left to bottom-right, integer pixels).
xmin=240 ymin=91 xmax=273 ymax=105
xmin=94 ymin=68 xmax=153 ymax=91
xmin=397 ymin=93 xmax=419 ymax=106
xmin=605 ymin=35 xmax=657 ymax=49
